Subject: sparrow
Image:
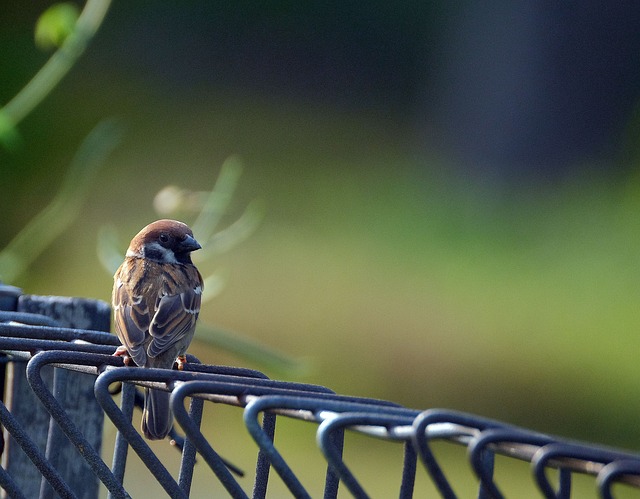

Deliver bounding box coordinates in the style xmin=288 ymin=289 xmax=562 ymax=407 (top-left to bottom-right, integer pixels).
xmin=112 ymin=219 xmax=203 ymax=440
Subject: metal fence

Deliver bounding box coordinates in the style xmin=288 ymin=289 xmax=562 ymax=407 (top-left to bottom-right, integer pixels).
xmin=0 ymin=283 xmax=639 ymax=498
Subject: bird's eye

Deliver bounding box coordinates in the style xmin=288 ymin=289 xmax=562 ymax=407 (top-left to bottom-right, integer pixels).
xmin=158 ymin=233 xmax=170 ymax=244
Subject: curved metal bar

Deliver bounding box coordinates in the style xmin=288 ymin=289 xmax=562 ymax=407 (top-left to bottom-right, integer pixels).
xmin=0 ymin=322 xmax=119 ymax=345
xmin=0 ymin=310 xmax=61 ymax=327
xmin=412 ymin=409 xmax=502 ymax=499
xmin=246 ymin=391 xmax=411 ymax=418
xmin=170 ymin=381 xmax=248 ymax=498
xmin=0 ymin=336 xmax=116 ymax=356
xmin=317 ymin=413 xmax=370 ymax=499
xmin=94 ymin=368 xmax=186 ymax=498
xmin=597 ymin=459 xmax=640 ymax=499
xmin=317 ymin=412 xmax=417 ymax=499
xmin=242 ymin=394 xmax=417 ymax=498
xmin=531 ymin=442 xmax=624 ymax=498
xmin=468 ymin=428 xmax=556 ymax=499
xmin=243 ymin=397 xmax=312 ymax=499
xmin=26 ymin=351 xmax=130 ymax=498
xmin=0 ymin=400 xmax=75 ymax=498
xmin=181 ymin=361 xmax=269 ymax=379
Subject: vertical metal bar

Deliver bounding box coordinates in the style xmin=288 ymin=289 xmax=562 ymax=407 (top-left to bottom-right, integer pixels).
xmin=110 ymin=382 xmax=136 ymax=492
xmin=40 ymin=368 xmax=73 ymax=499
xmin=557 ymin=469 xmax=571 ymax=499
xmin=399 ymin=441 xmax=417 ymax=499
xmin=321 ymin=424 xmax=343 ymax=499
xmin=177 ymin=396 xmax=204 ymax=495
xmin=476 ymin=448 xmax=494 ymax=499
xmin=252 ymin=411 xmax=275 ymax=499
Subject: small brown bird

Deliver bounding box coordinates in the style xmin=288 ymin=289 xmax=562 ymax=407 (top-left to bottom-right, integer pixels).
xmin=112 ymin=219 xmax=203 ymax=440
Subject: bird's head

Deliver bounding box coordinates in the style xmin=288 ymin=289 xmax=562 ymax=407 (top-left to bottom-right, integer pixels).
xmin=126 ymin=219 xmax=201 ymax=265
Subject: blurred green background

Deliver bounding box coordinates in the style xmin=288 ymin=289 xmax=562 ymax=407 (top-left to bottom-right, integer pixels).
xmin=3 ymin=1 xmax=640 ymax=496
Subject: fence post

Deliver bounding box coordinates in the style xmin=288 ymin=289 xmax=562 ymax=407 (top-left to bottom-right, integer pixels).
xmin=1 ymin=292 xmax=111 ymax=499
xmin=0 ymin=284 xmax=22 ymax=467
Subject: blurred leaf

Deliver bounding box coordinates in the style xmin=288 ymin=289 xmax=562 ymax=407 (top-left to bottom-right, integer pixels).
xmin=0 ymin=111 xmax=22 ymax=150
xmin=96 ymin=225 xmax=125 ymax=276
xmin=201 ymin=270 xmax=228 ymax=303
xmin=153 ymin=185 xmax=186 ymax=216
xmin=198 ymin=198 xmax=264 ymax=260
xmin=191 ymin=155 xmax=244 ymax=242
xmin=0 ymin=119 xmax=123 ymax=283
xmin=195 ymin=324 xmax=309 ymax=378
xmin=35 ymin=2 xmax=80 ymax=50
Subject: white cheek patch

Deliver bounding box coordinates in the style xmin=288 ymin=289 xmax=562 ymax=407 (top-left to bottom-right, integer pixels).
xmin=194 ymin=285 xmax=203 ymax=295
xmin=143 ymin=242 xmax=178 ymax=264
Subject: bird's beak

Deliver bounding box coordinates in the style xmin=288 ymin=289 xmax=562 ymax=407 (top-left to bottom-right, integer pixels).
xmin=180 ymin=234 xmax=202 ymax=252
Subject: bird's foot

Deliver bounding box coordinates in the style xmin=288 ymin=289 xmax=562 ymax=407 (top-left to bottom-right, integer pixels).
xmin=113 ymin=345 xmax=133 ymax=366
xmin=176 ymin=355 xmax=187 ymax=371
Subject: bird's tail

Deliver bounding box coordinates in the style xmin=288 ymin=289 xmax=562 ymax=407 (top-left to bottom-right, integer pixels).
xmin=142 ymin=387 xmax=173 ymax=440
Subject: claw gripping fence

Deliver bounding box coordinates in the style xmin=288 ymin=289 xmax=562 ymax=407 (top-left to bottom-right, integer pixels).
xmin=0 ymin=284 xmax=639 ymax=498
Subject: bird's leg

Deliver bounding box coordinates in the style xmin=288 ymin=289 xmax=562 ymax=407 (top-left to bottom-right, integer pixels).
xmin=113 ymin=345 xmax=133 ymax=366
xmin=176 ymin=355 xmax=187 ymax=371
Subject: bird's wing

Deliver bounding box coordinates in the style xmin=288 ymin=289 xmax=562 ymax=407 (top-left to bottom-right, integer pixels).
xmin=113 ymin=278 xmax=151 ymax=367
xmin=147 ymin=283 xmax=201 ymax=358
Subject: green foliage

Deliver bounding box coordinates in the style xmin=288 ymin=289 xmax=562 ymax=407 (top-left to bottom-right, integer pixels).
xmin=0 ymin=120 xmax=123 ymax=282
xmin=0 ymin=0 xmax=112 ymax=146
xmin=198 ymin=324 xmax=307 ymax=377
xmin=35 ymin=2 xmax=80 ymax=50
xmin=0 ymin=111 xmax=21 ymax=150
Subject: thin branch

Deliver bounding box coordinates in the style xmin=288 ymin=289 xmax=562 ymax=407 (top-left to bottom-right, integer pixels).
xmin=0 ymin=0 xmax=112 ymax=130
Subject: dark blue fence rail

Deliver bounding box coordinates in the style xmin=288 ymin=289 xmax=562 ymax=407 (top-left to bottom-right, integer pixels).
xmin=0 ymin=284 xmax=639 ymax=498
